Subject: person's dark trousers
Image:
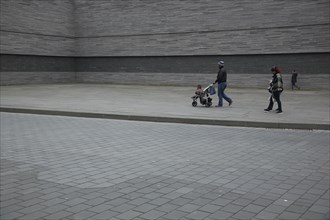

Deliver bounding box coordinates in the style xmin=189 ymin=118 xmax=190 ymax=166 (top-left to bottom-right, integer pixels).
xmin=218 ymin=82 xmax=232 ymax=106
xmin=267 ymin=91 xmax=282 ymax=111
xmin=291 ymin=83 xmax=300 ymax=90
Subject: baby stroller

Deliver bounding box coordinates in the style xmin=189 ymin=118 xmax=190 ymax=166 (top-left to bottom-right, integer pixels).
xmin=191 ymin=84 xmax=216 ymax=107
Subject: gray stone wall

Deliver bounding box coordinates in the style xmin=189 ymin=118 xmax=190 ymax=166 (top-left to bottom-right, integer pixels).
xmin=0 ymin=72 xmax=76 ymax=85
xmin=0 ymin=0 xmax=75 ymax=56
xmin=76 ymin=72 xmax=330 ymax=90
xmin=0 ymin=54 xmax=75 ymax=72
xmin=74 ymin=0 xmax=330 ymax=56
xmin=0 ymin=0 xmax=329 ymax=87
xmin=75 ymin=53 xmax=330 ymax=75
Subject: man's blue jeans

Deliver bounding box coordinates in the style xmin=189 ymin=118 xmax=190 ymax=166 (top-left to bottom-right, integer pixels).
xmin=218 ymin=82 xmax=232 ymax=106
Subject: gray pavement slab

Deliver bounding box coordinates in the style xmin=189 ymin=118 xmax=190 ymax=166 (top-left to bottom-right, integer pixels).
xmin=0 ymin=84 xmax=329 ymax=130
xmin=1 ymin=112 xmax=329 ymax=219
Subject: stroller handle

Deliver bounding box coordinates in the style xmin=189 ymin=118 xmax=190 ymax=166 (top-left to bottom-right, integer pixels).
xmin=203 ymin=83 xmax=214 ymax=92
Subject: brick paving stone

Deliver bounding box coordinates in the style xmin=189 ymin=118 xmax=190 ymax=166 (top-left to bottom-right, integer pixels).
xmin=232 ymin=210 xmax=257 ymax=220
xmin=139 ymin=210 xmax=166 ymax=220
xmin=63 ymin=198 xmax=87 ymax=206
xmin=92 ymin=210 xmax=120 ymax=220
xmin=42 ymin=204 xmax=69 ymax=214
xmin=178 ymin=203 xmax=200 ymax=213
xmin=128 ymin=198 xmax=150 ymax=206
xmin=84 ymin=197 xmax=107 ymax=206
xmin=252 ymin=198 xmax=274 ymax=207
xmin=148 ymin=197 xmax=170 ymax=206
xmin=17 ymin=211 xmax=49 ymax=220
xmin=16 ymin=204 xmax=46 ymax=214
xmin=69 ymin=210 xmax=97 ymax=219
xmin=221 ymin=204 xmax=244 ymax=213
xmin=88 ymin=203 xmax=113 ymax=213
xmin=1 ymin=113 xmax=329 ymax=220
xmin=208 ymin=210 xmax=233 ymax=219
xmin=243 ymin=204 xmax=265 ymax=213
xmin=163 ymin=210 xmax=188 ymax=220
xmin=116 ymin=210 xmax=142 ymax=220
xmin=232 ymin=198 xmax=254 ymax=207
xmin=169 ymin=197 xmax=191 ymax=206
xmin=301 ymin=211 xmax=329 ymax=220
xmin=211 ymin=198 xmax=232 ymax=206
xmin=44 ymin=211 xmax=73 ymax=220
xmin=278 ymin=211 xmax=302 ymax=220
xmin=66 ymin=203 xmax=91 ymax=213
xmin=185 ymin=210 xmax=210 ymax=220
xmin=155 ymin=203 xmax=178 ymax=213
xmin=255 ymin=210 xmax=279 ymax=219
xmin=0 ymin=204 xmax=24 ymax=216
xmin=134 ymin=204 xmax=157 ymax=213
xmin=0 ymin=212 xmax=24 ymax=220
xmin=199 ymin=204 xmax=222 ymax=213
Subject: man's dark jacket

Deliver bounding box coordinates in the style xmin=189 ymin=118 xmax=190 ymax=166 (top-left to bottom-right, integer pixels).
xmin=215 ymin=66 xmax=227 ymax=83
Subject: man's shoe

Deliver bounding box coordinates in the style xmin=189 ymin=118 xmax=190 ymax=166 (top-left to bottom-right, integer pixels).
xmin=229 ymin=101 xmax=233 ymax=106
xmin=264 ymin=109 xmax=271 ymax=112
xmin=276 ymin=110 xmax=283 ymax=114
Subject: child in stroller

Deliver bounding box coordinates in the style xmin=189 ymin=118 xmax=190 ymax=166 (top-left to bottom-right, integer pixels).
xmin=191 ymin=84 xmax=215 ymax=107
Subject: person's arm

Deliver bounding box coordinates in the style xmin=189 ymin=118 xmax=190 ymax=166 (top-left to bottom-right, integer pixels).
xmin=274 ymin=74 xmax=283 ymax=91
xmin=214 ymin=70 xmax=223 ymax=84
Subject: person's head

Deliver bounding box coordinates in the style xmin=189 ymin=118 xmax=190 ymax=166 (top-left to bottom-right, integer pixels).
xmin=218 ymin=60 xmax=224 ymax=68
xmin=271 ymin=66 xmax=280 ymax=74
xmin=197 ymin=84 xmax=202 ymax=89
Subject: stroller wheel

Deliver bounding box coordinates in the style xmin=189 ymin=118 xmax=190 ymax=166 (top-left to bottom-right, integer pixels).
xmin=192 ymin=101 xmax=197 ymax=107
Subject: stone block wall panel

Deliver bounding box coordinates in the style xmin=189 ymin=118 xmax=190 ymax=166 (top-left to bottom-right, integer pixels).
xmin=0 ymin=0 xmax=75 ymax=56
xmin=0 ymin=0 xmax=329 ymax=86
xmin=74 ymin=0 xmax=330 ymax=56
xmin=0 ymin=72 xmax=76 ymax=85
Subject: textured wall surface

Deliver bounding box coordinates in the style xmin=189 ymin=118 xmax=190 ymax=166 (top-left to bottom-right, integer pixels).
xmin=75 ymin=53 xmax=330 ymax=75
xmin=0 ymin=54 xmax=75 ymax=72
xmin=0 ymin=0 xmax=329 ymax=87
xmin=74 ymin=0 xmax=330 ymax=56
xmin=0 ymin=0 xmax=75 ymax=56
xmin=76 ymin=72 xmax=330 ymax=90
xmin=0 ymin=72 xmax=76 ymax=85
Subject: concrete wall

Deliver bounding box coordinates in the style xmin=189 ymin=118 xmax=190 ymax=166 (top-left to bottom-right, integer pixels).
xmin=0 ymin=54 xmax=76 ymax=85
xmin=0 ymin=0 xmax=75 ymax=56
xmin=73 ymin=0 xmax=330 ymax=89
xmin=74 ymin=0 xmax=330 ymax=56
xmin=75 ymin=53 xmax=330 ymax=89
xmin=77 ymin=72 xmax=330 ymax=90
xmin=1 ymin=0 xmax=329 ymax=88
xmin=0 ymin=0 xmax=76 ymax=84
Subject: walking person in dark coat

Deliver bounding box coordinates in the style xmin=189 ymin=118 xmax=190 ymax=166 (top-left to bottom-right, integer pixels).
xmin=264 ymin=66 xmax=283 ymax=113
xmin=291 ymin=70 xmax=300 ymax=90
xmin=214 ymin=61 xmax=233 ymax=107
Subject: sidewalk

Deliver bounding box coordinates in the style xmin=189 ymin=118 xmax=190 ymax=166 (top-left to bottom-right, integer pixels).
xmin=0 ymin=84 xmax=329 ymax=130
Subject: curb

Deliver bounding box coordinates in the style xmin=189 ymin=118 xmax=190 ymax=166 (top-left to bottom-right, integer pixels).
xmin=1 ymin=107 xmax=329 ymax=131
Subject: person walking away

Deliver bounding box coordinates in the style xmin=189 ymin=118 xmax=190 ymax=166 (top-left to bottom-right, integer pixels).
xmin=264 ymin=66 xmax=283 ymax=113
xmin=214 ymin=61 xmax=233 ymax=107
xmin=291 ymin=70 xmax=300 ymax=90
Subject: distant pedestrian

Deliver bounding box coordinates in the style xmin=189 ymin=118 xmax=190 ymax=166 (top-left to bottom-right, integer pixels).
xmin=214 ymin=61 xmax=233 ymax=107
xmin=291 ymin=70 xmax=300 ymax=90
xmin=264 ymin=66 xmax=283 ymax=113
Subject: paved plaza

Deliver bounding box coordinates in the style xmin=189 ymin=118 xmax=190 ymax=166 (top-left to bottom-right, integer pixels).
xmin=1 ymin=112 xmax=329 ymax=220
xmin=1 ymin=84 xmax=329 ymax=130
